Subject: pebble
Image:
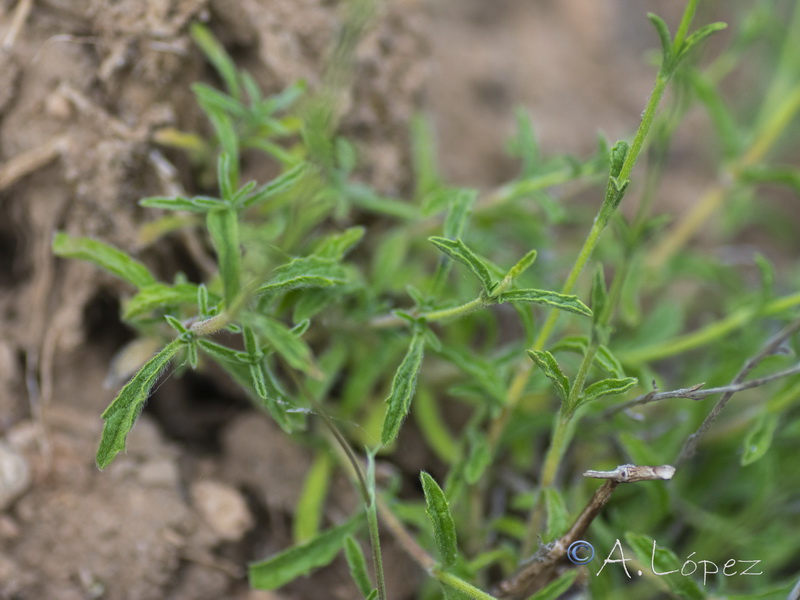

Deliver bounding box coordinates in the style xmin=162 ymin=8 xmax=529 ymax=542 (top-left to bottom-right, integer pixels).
xmin=0 ymin=442 xmax=31 ymax=511
xmin=190 ymin=479 xmax=253 ymax=542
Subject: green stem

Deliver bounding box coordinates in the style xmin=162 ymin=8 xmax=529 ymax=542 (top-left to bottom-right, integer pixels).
xmin=367 ymin=500 xmax=388 ymax=600
xmin=434 ymin=569 xmax=501 ymax=600
xmin=423 ymin=296 xmax=486 ymax=322
xmin=617 ymin=291 xmax=800 ymax=365
xmin=672 ymin=0 xmax=699 ymax=52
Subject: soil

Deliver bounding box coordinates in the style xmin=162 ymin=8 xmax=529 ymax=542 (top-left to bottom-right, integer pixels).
xmin=0 ymin=1 xmax=770 ymax=599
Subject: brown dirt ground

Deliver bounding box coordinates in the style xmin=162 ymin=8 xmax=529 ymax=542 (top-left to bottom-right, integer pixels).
xmin=0 ymin=1 xmax=772 ymax=599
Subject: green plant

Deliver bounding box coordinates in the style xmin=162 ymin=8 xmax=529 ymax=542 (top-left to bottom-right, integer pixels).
xmin=53 ymin=1 xmax=800 ymax=599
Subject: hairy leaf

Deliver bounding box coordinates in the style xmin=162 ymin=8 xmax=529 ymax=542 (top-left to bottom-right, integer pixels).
xmin=496 ymin=289 xmax=592 ymax=317
xmin=52 ymin=232 xmax=155 ymax=289
xmin=381 ymin=330 xmax=426 ymax=446
xmin=526 ymin=569 xmax=578 ymax=600
xmin=123 ymin=283 xmax=208 ymax=321
xmin=420 ymin=472 xmax=458 ymax=568
xmin=428 ymin=236 xmax=494 ymax=293
xmin=741 ymin=412 xmax=779 ymax=466
xmin=97 ymin=339 xmax=182 ymax=469
xmin=625 ymin=533 xmax=705 ymax=600
xmin=206 ymin=208 xmax=241 ymax=307
xmin=294 ymin=453 xmax=333 ymax=543
xmin=249 ymin=515 xmax=363 ymax=590
xmin=527 ymin=350 xmax=570 ymax=402
xmin=242 ymin=162 xmax=308 ymax=209
xmin=542 ymin=487 xmax=569 ymax=543
xmin=581 ymin=377 xmax=638 ymax=406
xmin=344 ymin=536 xmax=373 ymax=598
xmin=258 ymin=257 xmax=347 ymax=294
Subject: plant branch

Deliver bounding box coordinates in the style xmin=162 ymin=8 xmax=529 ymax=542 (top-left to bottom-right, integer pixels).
xmin=498 ymin=464 xmax=674 ymax=599
xmin=675 ymin=318 xmax=800 ymax=466
xmin=602 ymin=362 xmax=800 ymax=418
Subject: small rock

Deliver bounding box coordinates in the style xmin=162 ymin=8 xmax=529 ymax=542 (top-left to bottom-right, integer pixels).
xmin=138 ymin=457 xmax=180 ymax=488
xmin=190 ymin=479 xmax=253 ymax=542
xmin=0 ymin=442 xmax=31 ymax=511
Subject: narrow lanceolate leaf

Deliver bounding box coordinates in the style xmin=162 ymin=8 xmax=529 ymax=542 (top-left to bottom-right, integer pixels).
xmin=314 ymin=226 xmax=365 ymax=260
xmin=190 ymin=22 xmax=241 ymax=100
xmin=96 ymin=339 xmax=182 ymax=469
xmin=344 ymin=536 xmax=373 ymax=598
xmin=139 ymin=195 xmax=219 ymax=213
xmin=542 ymin=487 xmax=569 ymax=543
xmin=505 ymin=249 xmax=538 ymax=282
xmin=647 ymin=13 xmax=673 ymax=68
xmin=294 ymin=453 xmax=333 ymax=543
xmin=123 ymin=283 xmax=207 ymax=320
xmin=428 ymin=236 xmax=493 ymax=293
xmin=251 ymin=315 xmax=319 ymax=377
xmin=596 ymin=345 xmax=625 ymax=379
xmin=249 ymin=515 xmax=363 ymax=590
xmin=591 ymin=266 xmax=608 ymax=326
xmin=580 ymin=377 xmax=638 ymax=407
xmin=527 ymin=350 xmax=569 ymax=402
xmin=526 ymin=569 xmax=578 ymax=600
xmin=52 ymin=232 xmax=155 ymax=289
xmin=741 ymin=412 xmax=779 ymax=466
xmin=496 ymin=289 xmax=592 ymax=317
xmin=242 ymin=162 xmax=308 ymax=209
xmin=442 ymin=189 xmax=477 ymax=240
xmin=464 ymin=431 xmax=492 ymax=485
xmin=258 ymin=257 xmax=347 ymax=294
xmin=206 ymin=208 xmax=241 ymax=307
xmin=381 ymin=330 xmax=426 ymax=446
xmin=626 ymin=533 xmax=705 ymax=600
xmin=420 ymin=472 xmax=458 ymax=568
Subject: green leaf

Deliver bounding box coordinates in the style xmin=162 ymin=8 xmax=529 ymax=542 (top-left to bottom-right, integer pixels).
xmin=249 ymin=515 xmax=364 ymax=590
xmin=496 ymin=289 xmax=592 ymax=317
xmin=411 ymin=112 xmax=442 ymax=201
xmin=591 ymin=265 xmax=608 ymax=327
xmin=738 ymin=165 xmax=800 ymax=194
xmin=527 ymin=350 xmax=569 ymax=402
xmin=414 ymin=387 xmax=459 ymax=464
xmin=741 ymin=412 xmax=779 ymax=466
xmin=190 ymin=23 xmax=240 ymax=100
xmin=506 ymin=249 xmax=538 ymax=282
xmin=595 ymin=345 xmax=626 ymax=378
xmin=525 ymin=569 xmax=578 ymax=600
xmin=52 ymin=232 xmax=155 ymax=289
xmin=314 ymin=226 xmax=365 ymax=260
xmin=251 ymin=315 xmax=319 ymax=376
xmin=625 ymin=533 xmax=705 ymax=600
xmin=381 ymin=329 xmax=426 ymax=446
xmin=191 ymin=83 xmax=247 ymax=119
xmin=258 ymin=257 xmax=347 ymax=294
xmin=608 ymin=140 xmax=629 ymax=179
xmin=647 ymin=13 xmax=673 ymax=68
xmin=294 ymin=452 xmax=333 ymax=543
xmin=241 ymin=162 xmax=308 ymax=209
xmin=509 ymin=106 xmax=540 ymax=176
xmin=688 ymin=70 xmax=742 ymax=158
xmin=198 ymin=340 xmax=305 ymax=433
xmin=443 ymin=189 xmax=477 ymax=240
xmin=464 ymin=430 xmax=492 ymax=485
xmin=580 ymin=377 xmax=638 ymax=407
xmin=123 ymin=283 xmax=209 ymax=320
xmin=217 ymin=152 xmax=236 ymax=202
xmin=677 ymin=22 xmax=728 ymax=64
xmin=96 ymin=339 xmax=182 ymax=469
xmin=428 ymin=236 xmax=494 ymax=293
xmin=344 ymin=536 xmax=373 ymax=599
xmin=139 ymin=195 xmax=220 ymax=213
xmin=206 ymin=208 xmax=241 ymax=307
xmin=420 ymin=472 xmax=458 ymax=568
xmin=542 ymin=487 xmax=569 ymax=543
